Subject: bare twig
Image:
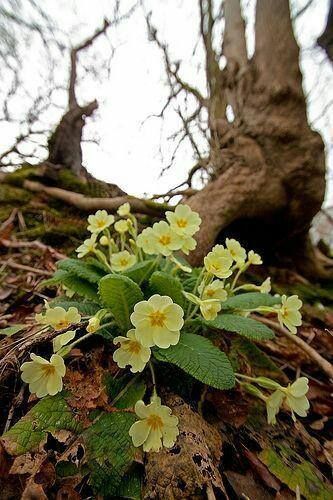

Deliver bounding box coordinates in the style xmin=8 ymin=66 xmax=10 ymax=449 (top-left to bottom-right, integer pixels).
xmin=0 ymin=259 xmax=53 ymax=276
xmin=254 ymin=315 xmax=333 ymax=380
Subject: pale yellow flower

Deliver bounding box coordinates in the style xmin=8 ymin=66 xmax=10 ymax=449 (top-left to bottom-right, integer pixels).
xmin=131 ymin=294 xmax=184 ymax=348
xmin=259 ymin=277 xmax=271 ymax=293
xmin=226 ymin=238 xmax=246 ymax=264
xmin=53 ymin=330 xmax=75 ymax=353
xmin=180 ymin=235 xmax=197 ymax=255
xmin=117 ymin=202 xmax=131 ymax=217
xmin=87 ymin=210 xmax=114 ymax=233
xmin=166 ymin=204 xmax=201 ymax=237
xmin=113 ymin=329 xmax=151 ymax=373
xmin=36 ymin=306 xmax=81 ymax=331
xmin=137 ymin=227 xmax=157 ymax=255
xmin=277 ymin=295 xmax=302 ymax=334
xmin=21 ymin=353 xmax=66 ymax=398
xmin=129 ymin=394 xmax=179 ymax=452
xmin=76 ymin=234 xmax=97 ymax=258
xmin=266 ymin=377 xmax=309 ymax=424
xmin=115 ymin=219 xmax=129 ymax=234
xmin=151 ymin=221 xmax=183 ymax=256
xmin=87 ymin=316 xmax=100 ymax=333
xmin=111 ymin=250 xmax=137 ymax=272
xmin=247 ymin=250 xmax=262 ymax=265
xmin=204 ymin=247 xmax=233 ymax=279
xmin=200 ymin=280 xmax=227 ymax=301
xmin=200 ymin=299 xmax=222 ymax=321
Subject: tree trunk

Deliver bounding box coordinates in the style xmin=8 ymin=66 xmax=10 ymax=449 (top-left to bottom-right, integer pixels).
xmin=188 ymin=0 xmax=326 ymax=277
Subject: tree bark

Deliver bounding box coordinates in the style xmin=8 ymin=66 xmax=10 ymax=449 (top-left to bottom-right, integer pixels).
xmin=188 ymin=0 xmax=326 ymax=277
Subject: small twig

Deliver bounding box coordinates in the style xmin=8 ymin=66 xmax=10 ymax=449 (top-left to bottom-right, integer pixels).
xmin=3 ymin=384 xmax=25 ymax=433
xmin=0 ymin=238 xmax=67 ymax=260
xmin=0 ymin=259 xmax=53 ymax=276
xmin=254 ymin=315 xmax=333 ymax=380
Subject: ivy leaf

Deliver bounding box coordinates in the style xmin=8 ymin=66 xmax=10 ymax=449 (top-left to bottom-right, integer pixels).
xmin=149 ymin=271 xmax=184 ymax=307
xmin=57 ymin=258 xmax=105 ymax=284
xmin=84 ymin=411 xmax=137 ymax=496
xmin=259 ymin=446 xmax=333 ymax=500
xmin=154 ymin=332 xmax=235 ymax=390
xmin=221 ymin=292 xmax=281 ymax=311
xmin=123 ymin=259 xmax=156 ymax=285
xmin=0 ymin=324 xmax=25 ymax=337
xmin=1 ymin=393 xmax=81 ymax=455
xmin=99 ymin=274 xmax=143 ymax=330
xmin=207 ymin=314 xmax=275 ymax=340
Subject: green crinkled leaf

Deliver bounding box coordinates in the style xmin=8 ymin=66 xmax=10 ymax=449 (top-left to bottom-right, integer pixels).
xmin=53 ymin=269 xmax=99 ymax=302
xmin=117 ymin=464 xmax=142 ymax=499
xmin=221 ymin=292 xmax=281 ymax=311
xmin=182 ymin=268 xmax=202 ymax=292
xmin=41 ymin=269 xmax=69 ymax=287
xmin=57 ymin=258 xmax=105 ymax=284
xmin=207 ymin=314 xmax=275 ymax=340
xmin=123 ymin=259 xmax=157 ymax=285
xmin=84 ymin=411 xmax=137 ymax=496
xmin=99 ymin=274 xmax=143 ymax=330
xmin=0 ymin=324 xmax=25 ymax=337
xmin=149 ymin=271 xmax=184 ymax=307
xmin=230 ymin=337 xmax=286 ymax=382
xmin=259 ymin=446 xmax=333 ymax=500
xmin=105 ymin=374 xmax=146 ymax=409
xmin=154 ymin=332 xmax=235 ymax=390
xmin=49 ymin=298 xmax=101 ymax=315
xmin=1 ymin=393 xmax=81 ymax=455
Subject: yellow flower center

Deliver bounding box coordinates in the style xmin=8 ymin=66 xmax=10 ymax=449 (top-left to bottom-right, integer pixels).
xmin=125 ymin=340 xmax=141 ymax=354
xmin=206 ymin=289 xmax=215 ymax=297
xmin=149 ymin=310 xmax=166 ymax=327
xmin=159 ymin=235 xmax=171 ymax=246
xmin=176 ymin=218 xmax=187 ymax=228
xmin=147 ymin=414 xmax=163 ymax=430
xmin=55 ymin=319 xmax=70 ymax=330
xmin=120 ymin=258 xmax=129 ymax=267
xmin=41 ymin=364 xmax=56 ymax=376
xmin=97 ymin=220 xmax=106 ymax=228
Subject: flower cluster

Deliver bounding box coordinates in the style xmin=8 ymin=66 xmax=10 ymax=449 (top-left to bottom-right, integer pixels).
xmin=21 ymin=202 xmax=305 ymax=455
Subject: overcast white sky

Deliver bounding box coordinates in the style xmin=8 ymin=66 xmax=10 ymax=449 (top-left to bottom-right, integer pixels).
xmin=1 ymin=0 xmax=332 ymax=200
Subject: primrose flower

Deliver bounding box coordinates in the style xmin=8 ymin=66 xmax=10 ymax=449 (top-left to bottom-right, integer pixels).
xmin=166 ymin=204 xmax=201 ymax=237
xmin=111 ymin=250 xmax=137 ymax=272
xmin=137 ymin=227 xmax=157 ymax=255
xmin=129 ymin=394 xmax=179 ymax=452
xmin=226 ymin=238 xmax=246 ymax=265
xmin=115 ymin=219 xmax=129 ymax=234
xmin=87 ymin=316 xmax=100 ymax=333
xmin=277 ymin=295 xmax=302 ymax=334
xmin=200 ymin=299 xmax=222 ymax=321
xmin=21 ymin=353 xmax=66 ymax=398
xmin=180 ymin=235 xmax=197 ymax=255
xmin=131 ymin=294 xmax=184 ymax=348
xmin=247 ymin=250 xmax=262 ymax=265
xmin=259 ymin=277 xmax=271 ymax=293
xmin=113 ymin=329 xmax=151 ymax=373
xmin=266 ymin=377 xmax=309 ymax=424
xmin=87 ymin=210 xmax=115 ymax=233
xmin=76 ymin=234 xmax=97 ymax=258
xmin=117 ymin=202 xmax=131 ymax=217
xmin=53 ymin=330 xmax=75 ymax=353
xmin=151 ymin=221 xmax=183 ymax=256
xmin=200 ymin=280 xmax=227 ymax=302
xmin=36 ymin=306 xmax=81 ymax=331
xmin=204 ymin=246 xmax=233 ymax=279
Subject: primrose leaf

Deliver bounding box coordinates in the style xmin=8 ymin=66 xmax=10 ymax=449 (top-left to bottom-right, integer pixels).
xmin=149 ymin=271 xmax=185 ymax=307
xmin=99 ymin=274 xmax=143 ymax=330
xmin=57 ymin=258 xmax=105 ymax=284
xmin=154 ymin=332 xmax=235 ymax=390
xmin=221 ymin=292 xmax=281 ymax=311
xmin=207 ymin=314 xmax=275 ymax=340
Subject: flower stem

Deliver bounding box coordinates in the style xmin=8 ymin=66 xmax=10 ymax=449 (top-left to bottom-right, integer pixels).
xmin=148 ymin=361 xmax=157 ymax=389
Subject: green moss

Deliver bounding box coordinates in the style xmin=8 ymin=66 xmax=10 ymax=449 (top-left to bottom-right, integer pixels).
xmin=0 ymin=184 xmax=32 ymax=204
xmin=5 ymin=164 xmax=38 ymax=187
xmin=57 ymin=169 xmax=89 ymax=194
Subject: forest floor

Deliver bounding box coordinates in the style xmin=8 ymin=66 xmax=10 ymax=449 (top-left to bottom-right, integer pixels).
xmin=0 ymin=178 xmax=332 ymax=498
